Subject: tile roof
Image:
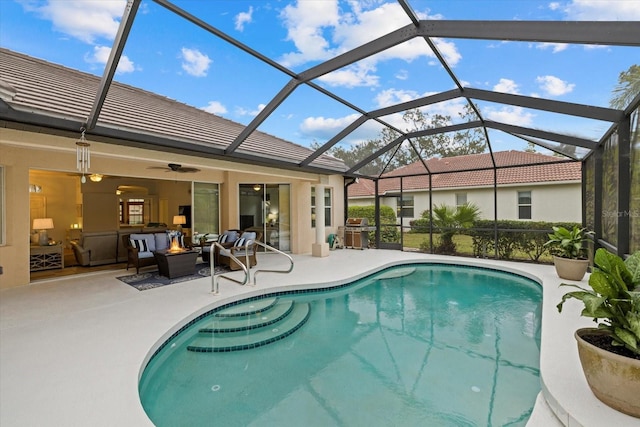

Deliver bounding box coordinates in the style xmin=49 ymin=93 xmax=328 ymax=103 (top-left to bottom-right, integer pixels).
xmin=0 ymin=48 xmax=346 ymax=173
xmin=348 ymin=150 xmax=581 ymax=197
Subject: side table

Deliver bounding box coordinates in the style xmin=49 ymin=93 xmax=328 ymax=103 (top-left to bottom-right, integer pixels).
xmin=30 ymin=244 xmax=64 ymax=271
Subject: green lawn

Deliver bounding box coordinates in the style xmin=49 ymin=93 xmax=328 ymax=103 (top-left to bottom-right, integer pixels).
xmin=400 ymin=232 xmax=553 ymax=263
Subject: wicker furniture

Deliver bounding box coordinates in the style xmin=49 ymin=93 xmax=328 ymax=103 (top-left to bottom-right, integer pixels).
xmin=153 ymin=250 xmax=199 ymax=279
xmin=218 ymin=231 xmax=262 ymax=271
xmin=201 ymin=229 xmax=241 ymax=263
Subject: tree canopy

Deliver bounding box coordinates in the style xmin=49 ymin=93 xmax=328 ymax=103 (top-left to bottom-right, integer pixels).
xmin=313 ymin=104 xmax=486 ymax=176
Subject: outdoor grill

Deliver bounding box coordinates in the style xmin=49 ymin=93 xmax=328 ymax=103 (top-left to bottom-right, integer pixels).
xmin=342 ymin=218 xmax=376 ymax=250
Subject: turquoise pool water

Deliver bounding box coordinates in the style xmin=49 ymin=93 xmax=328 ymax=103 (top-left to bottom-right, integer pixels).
xmin=139 ymin=263 xmax=542 ymax=426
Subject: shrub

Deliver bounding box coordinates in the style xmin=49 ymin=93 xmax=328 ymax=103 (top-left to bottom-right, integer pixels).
xmin=347 ymin=205 xmax=400 ymax=244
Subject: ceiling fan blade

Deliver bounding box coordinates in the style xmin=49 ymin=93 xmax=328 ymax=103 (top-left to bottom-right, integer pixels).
xmin=177 ymin=167 xmax=200 ymax=173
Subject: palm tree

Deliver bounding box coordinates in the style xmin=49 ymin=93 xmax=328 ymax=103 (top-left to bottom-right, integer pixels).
xmin=432 ymin=202 xmax=481 ymax=254
xmin=610 ymin=64 xmax=640 ymax=110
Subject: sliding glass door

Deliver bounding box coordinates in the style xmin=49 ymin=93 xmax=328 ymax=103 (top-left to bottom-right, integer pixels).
xmin=239 ymin=184 xmax=290 ymax=251
xmin=193 ymin=182 xmax=219 ymax=239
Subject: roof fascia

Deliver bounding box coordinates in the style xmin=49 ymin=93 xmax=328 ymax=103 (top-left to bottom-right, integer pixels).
xmin=416 ymin=20 xmax=640 ymax=46
xmin=464 ymin=87 xmax=623 ymax=122
xmin=0 ymin=112 xmax=347 ymax=176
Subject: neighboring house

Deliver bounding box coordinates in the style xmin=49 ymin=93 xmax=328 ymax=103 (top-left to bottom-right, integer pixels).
xmin=0 ymin=48 xmax=346 ymax=289
xmin=348 ymin=150 xmax=582 ymax=224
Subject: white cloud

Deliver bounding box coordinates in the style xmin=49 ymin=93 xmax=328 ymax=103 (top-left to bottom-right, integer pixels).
xmin=299 ymin=113 xmax=379 ymax=143
xmin=493 ymin=78 xmax=520 ymax=94
xmin=562 ymin=0 xmax=640 ymax=20
xmin=395 ymin=69 xmax=409 ymax=80
xmin=279 ymin=0 xmax=340 ymax=67
xmin=536 ymin=75 xmax=575 ymax=96
xmin=235 ymin=6 xmax=253 ymax=31
xmin=536 ymin=42 xmax=569 ymax=53
xmin=25 ymin=0 xmax=125 ymax=44
xmin=375 ymin=88 xmax=422 ymax=108
xmin=201 ymin=101 xmax=227 ymax=115
xmin=484 ymin=106 xmax=534 ymax=126
xmin=318 ymin=63 xmax=380 ymax=87
xmin=548 ymin=2 xmax=561 ymax=11
xmin=278 ymin=1 xmax=460 ymax=87
xmin=180 ymin=48 xmax=211 ymax=77
xmin=236 ymin=104 xmax=265 ymax=117
xmin=84 ymin=45 xmax=135 ymax=73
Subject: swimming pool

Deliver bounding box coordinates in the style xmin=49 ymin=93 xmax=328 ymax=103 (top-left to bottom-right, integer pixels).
xmin=139 ymin=263 xmax=542 ymax=426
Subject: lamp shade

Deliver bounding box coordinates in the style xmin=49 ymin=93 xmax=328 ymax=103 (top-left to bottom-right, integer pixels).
xmin=33 ymin=218 xmax=54 ymax=230
xmin=173 ymin=215 xmax=186 ymax=225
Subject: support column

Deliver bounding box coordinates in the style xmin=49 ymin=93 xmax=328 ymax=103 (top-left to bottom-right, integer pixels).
xmin=312 ymin=184 xmax=329 ymax=257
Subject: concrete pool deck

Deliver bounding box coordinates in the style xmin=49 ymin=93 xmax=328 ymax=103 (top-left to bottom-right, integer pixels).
xmin=1 ymin=250 xmax=638 ymax=426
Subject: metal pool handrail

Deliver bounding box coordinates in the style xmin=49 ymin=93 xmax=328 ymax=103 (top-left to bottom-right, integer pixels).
xmin=251 ymin=240 xmax=294 ymax=286
xmin=210 ymin=241 xmax=248 ymax=295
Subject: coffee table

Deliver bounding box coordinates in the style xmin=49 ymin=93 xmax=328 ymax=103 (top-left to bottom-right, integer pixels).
xmin=153 ymin=249 xmax=199 ymax=279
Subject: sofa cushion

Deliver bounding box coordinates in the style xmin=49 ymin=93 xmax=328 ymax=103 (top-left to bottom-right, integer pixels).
xmin=154 ymin=233 xmax=170 ymax=251
xmin=220 ymin=230 xmax=239 ymax=244
xmin=138 ymin=251 xmax=155 ymax=259
xmin=130 ymin=239 xmax=148 ymax=252
xmin=241 ymin=231 xmax=257 ymax=241
xmin=130 ymin=233 xmax=156 ymax=252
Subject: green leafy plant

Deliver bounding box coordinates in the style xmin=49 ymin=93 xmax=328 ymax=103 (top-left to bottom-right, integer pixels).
xmin=557 ymin=249 xmax=640 ymax=355
xmin=197 ymin=233 xmax=210 ymax=245
xmin=431 ymin=202 xmax=481 ymax=254
xmin=544 ymin=225 xmax=593 ymax=259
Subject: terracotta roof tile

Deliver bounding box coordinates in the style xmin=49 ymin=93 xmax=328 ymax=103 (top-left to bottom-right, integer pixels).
xmin=348 ymin=150 xmax=581 ymax=196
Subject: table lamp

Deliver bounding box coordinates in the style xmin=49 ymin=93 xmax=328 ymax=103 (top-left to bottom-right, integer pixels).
xmin=173 ymin=215 xmax=186 ymax=232
xmin=33 ymin=218 xmax=54 ymax=245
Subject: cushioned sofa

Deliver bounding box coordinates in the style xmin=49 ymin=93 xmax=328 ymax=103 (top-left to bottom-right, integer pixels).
xmin=123 ymin=231 xmax=191 ymax=273
xmin=70 ymin=231 xmax=119 ymax=266
xmin=124 ymin=232 xmax=167 ymax=273
xmin=70 ymin=226 xmax=169 ymax=267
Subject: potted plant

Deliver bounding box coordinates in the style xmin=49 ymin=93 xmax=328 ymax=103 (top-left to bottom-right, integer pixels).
xmin=545 ymin=225 xmax=593 ymax=280
xmin=557 ymin=248 xmax=640 ymax=417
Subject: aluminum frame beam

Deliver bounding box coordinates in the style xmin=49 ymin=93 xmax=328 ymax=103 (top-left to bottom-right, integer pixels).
xmin=415 ymin=20 xmax=640 ymax=46
xmin=85 ymin=0 xmax=141 ymax=130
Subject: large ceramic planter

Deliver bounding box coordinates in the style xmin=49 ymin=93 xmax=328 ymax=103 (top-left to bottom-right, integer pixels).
xmin=553 ymin=256 xmax=589 ymax=281
xmin=575 ymin=328 xmax=640 ymax=418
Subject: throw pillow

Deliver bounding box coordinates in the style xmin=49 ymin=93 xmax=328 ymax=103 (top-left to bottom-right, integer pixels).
xmin=234 ymin=237 xmax=246 ymax=247
xmin=131 ymin=239 xmax=148 ymax=252
xmin=219 ymin=234 xmax=228 ymax=243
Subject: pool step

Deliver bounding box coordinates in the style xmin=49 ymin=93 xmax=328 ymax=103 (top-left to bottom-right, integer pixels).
xmin=187 ymin=300 xmax=310 ymax=352
xmin=214 ymin=297 xmax=279 ymax=317
xmin=198 ymin=299 xmax=294 ymax=333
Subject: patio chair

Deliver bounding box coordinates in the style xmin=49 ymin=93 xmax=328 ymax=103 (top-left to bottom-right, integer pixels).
xmin=218 ymin=231 xmax=262 ymax=271
xmin=201 ymin=229 xmax=241 ymax=263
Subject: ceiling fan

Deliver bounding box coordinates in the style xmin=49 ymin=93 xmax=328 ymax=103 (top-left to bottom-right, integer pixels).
xmin=148 ymin=163 xmax=200 ymax=173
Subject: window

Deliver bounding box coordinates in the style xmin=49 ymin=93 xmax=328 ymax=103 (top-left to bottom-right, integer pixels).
xmin=124 ymin=198 xmax=145 ymax=225
xmin=455 ymin=193 xmax=467 ymax=207
xmin=518 ymin=191 xmax=532 ymax=219
xmin=311 ymin=187 xmax=332 ymax=227
xmin=396 ymin=195 xmax=414 ymax=218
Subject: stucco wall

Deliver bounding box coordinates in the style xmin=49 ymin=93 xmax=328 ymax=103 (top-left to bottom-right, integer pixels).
xmin=0 ymin=128 xmax=343 ymax=289
xmin=349 ymin=182 xmax=582 ymax=223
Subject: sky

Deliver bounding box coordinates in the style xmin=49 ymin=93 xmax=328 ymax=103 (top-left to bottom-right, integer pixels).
xmin=1 ymin=0 xmax=639 ymax=159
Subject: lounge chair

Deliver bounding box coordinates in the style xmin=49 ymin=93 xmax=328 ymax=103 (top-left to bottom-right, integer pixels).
xmin=218 ymin=231 xmax=262 ymax=271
